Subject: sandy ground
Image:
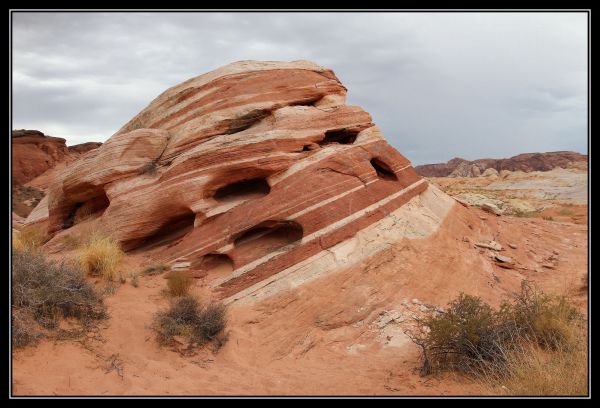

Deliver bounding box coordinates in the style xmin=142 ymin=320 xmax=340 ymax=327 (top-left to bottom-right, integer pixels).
xmin=12 ymin=201 xmax=588 ymax=396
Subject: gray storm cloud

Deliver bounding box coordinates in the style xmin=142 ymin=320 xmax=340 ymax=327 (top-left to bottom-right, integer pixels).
xmin=11 ymin=12 xmax=587 ymax=164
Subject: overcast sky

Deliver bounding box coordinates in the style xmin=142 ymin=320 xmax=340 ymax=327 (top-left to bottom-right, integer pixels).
xmin=12 ymin=12 xmax=588 ymax=165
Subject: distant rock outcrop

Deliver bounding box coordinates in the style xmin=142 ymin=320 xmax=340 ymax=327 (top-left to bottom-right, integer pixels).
xmin=30 ymin=60 xmax=429 ymax=301
xmin=12 ymin=129 xmax=101 ymax=186
xmin=415 ymin=151 xmax=588 ymax=177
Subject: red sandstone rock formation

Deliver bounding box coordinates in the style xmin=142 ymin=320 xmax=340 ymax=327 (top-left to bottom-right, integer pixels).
xmin=415 ymin=151 xmax=588 ymax=177
xmin=12 ymin=129 xmax=101 ymax=186
xmin=33 ymin=60 xmax=427 ymax=299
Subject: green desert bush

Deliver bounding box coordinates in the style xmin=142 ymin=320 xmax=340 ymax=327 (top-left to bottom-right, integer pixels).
xmin=142 ymin=263 xmax=170 ymax=276
xmin=166 ymin=270 xmax=193 ymax=297
xmin=11 ymin=250 xmax=106 ymax=347
xmin=154 ymin=296 xmax=227 ymax=350
xmin=407 ymin=281 xmax=586 ymax=395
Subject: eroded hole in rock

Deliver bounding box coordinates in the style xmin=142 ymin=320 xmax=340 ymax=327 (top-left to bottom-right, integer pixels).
xmin=289 ymin=96 xmax=324 ymax=107
xmin=225 ymin=109 xmax=271 ymax=134
xmin=63 ymin=203 xmax=83 ymax=229
xmin=233 ymin=220 xmax=303 ymax=256
xmin=129 ymin=209 xmax=196 ymax=250
xmin=62 ymin=190 xmax=111 ymax=229
xmin=370 ymin=158 xmax=398 ymax=181
xmin=213 ymin=178 xmax=271 ymax=202
xmin=190 ymin=253 xmax=234 ymax=278
xmin=319 ymin=129 xmax=359 ymax=146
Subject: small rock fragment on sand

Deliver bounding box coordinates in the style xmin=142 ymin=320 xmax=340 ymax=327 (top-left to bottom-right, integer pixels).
xmin=495 ymin=255 xmax=513 ymax=263
xmin=475 ymin=241 xmax=503 ymax=251
xmin=482 ymin=203 xmax=503 ymax=216
xmin=542 ymin=264 xmax=556 ymax=269
xmin=508 ymin=243 xmax=518 ymax=249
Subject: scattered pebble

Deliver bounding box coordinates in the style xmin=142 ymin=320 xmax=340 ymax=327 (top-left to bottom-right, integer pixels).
xmin=508 ymin=243 xmax=518 ymax=249
xmin=495 ymin=255 xmax=513 ymax=263
xmin=482 ymin=202 xmax=503 ymax=216
xmin=475 ymin=241 xmax=503 ymax=251
xmin=542 ymin=264 xmax=556 ymax=270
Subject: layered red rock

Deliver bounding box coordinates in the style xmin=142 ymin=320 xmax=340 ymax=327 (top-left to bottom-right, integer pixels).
xmin=12 ymin=129 xmax=101 ymax=186
xmin=415 ymin=151 xmax=588 ymax=177
xmin=36 ymin=60 xmax=427 ymax=299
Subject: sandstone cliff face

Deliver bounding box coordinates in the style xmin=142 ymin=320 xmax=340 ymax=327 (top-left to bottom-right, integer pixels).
xmin=34 ymin=60 xmax=426 ymax=300
xmin=12 ymin=129 xmax=101 ymax=186
xmin=415 ymin=151 xmax=588 ymax=177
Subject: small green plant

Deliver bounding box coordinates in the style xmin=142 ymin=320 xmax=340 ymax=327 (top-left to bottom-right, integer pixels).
xmin=142 ymin=263 xmax=170 ymax=276
xmin=407 ymin=281 xmax=583 ymax=376
xmin=139 ymin=160 xmax=158 ymax=176
xmin=130 ymin=272 xmax=139 ymax=288
xmin=166 ymin=270 xmax=193 ymax=297
xmin=558 ymin=207 xmax=575 ymax=216
xmin=154 ymin=296 xmax=227 ymax=351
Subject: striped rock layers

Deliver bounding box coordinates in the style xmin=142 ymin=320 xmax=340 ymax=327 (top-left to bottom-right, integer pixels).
xmin=43 ymin=60 xmax=427 ymax=298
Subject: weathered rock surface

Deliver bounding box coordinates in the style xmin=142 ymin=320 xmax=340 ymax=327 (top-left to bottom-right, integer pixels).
xmin=32 ymin=60 xmax=428 ymax=300
xmin=415 ymin=151 xmax=588 ymax=177
xmin=12 ymin=129 xmax=101 ymax=186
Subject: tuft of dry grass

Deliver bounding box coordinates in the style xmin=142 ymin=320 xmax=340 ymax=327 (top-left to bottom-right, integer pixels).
xmin=166 ymin=270 xmax=193 ymax=297
xmin=77 ymin=226 xmax=124 ymax=281
xmin=483 ymin=340 xmax=588 ymax=396
xmin=12 ymin=225 xmax=47 ymax=252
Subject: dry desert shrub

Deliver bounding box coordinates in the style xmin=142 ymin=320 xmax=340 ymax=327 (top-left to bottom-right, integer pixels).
xmin=154 ymin=296 xmax=227 ymax=351
xmin=166 ymin=270 xmax=193 ymax=297
xmin=11 ymin=249 xmax=106 ymax=347
xmin=407 ymin=281 xmax=586 ymax=395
